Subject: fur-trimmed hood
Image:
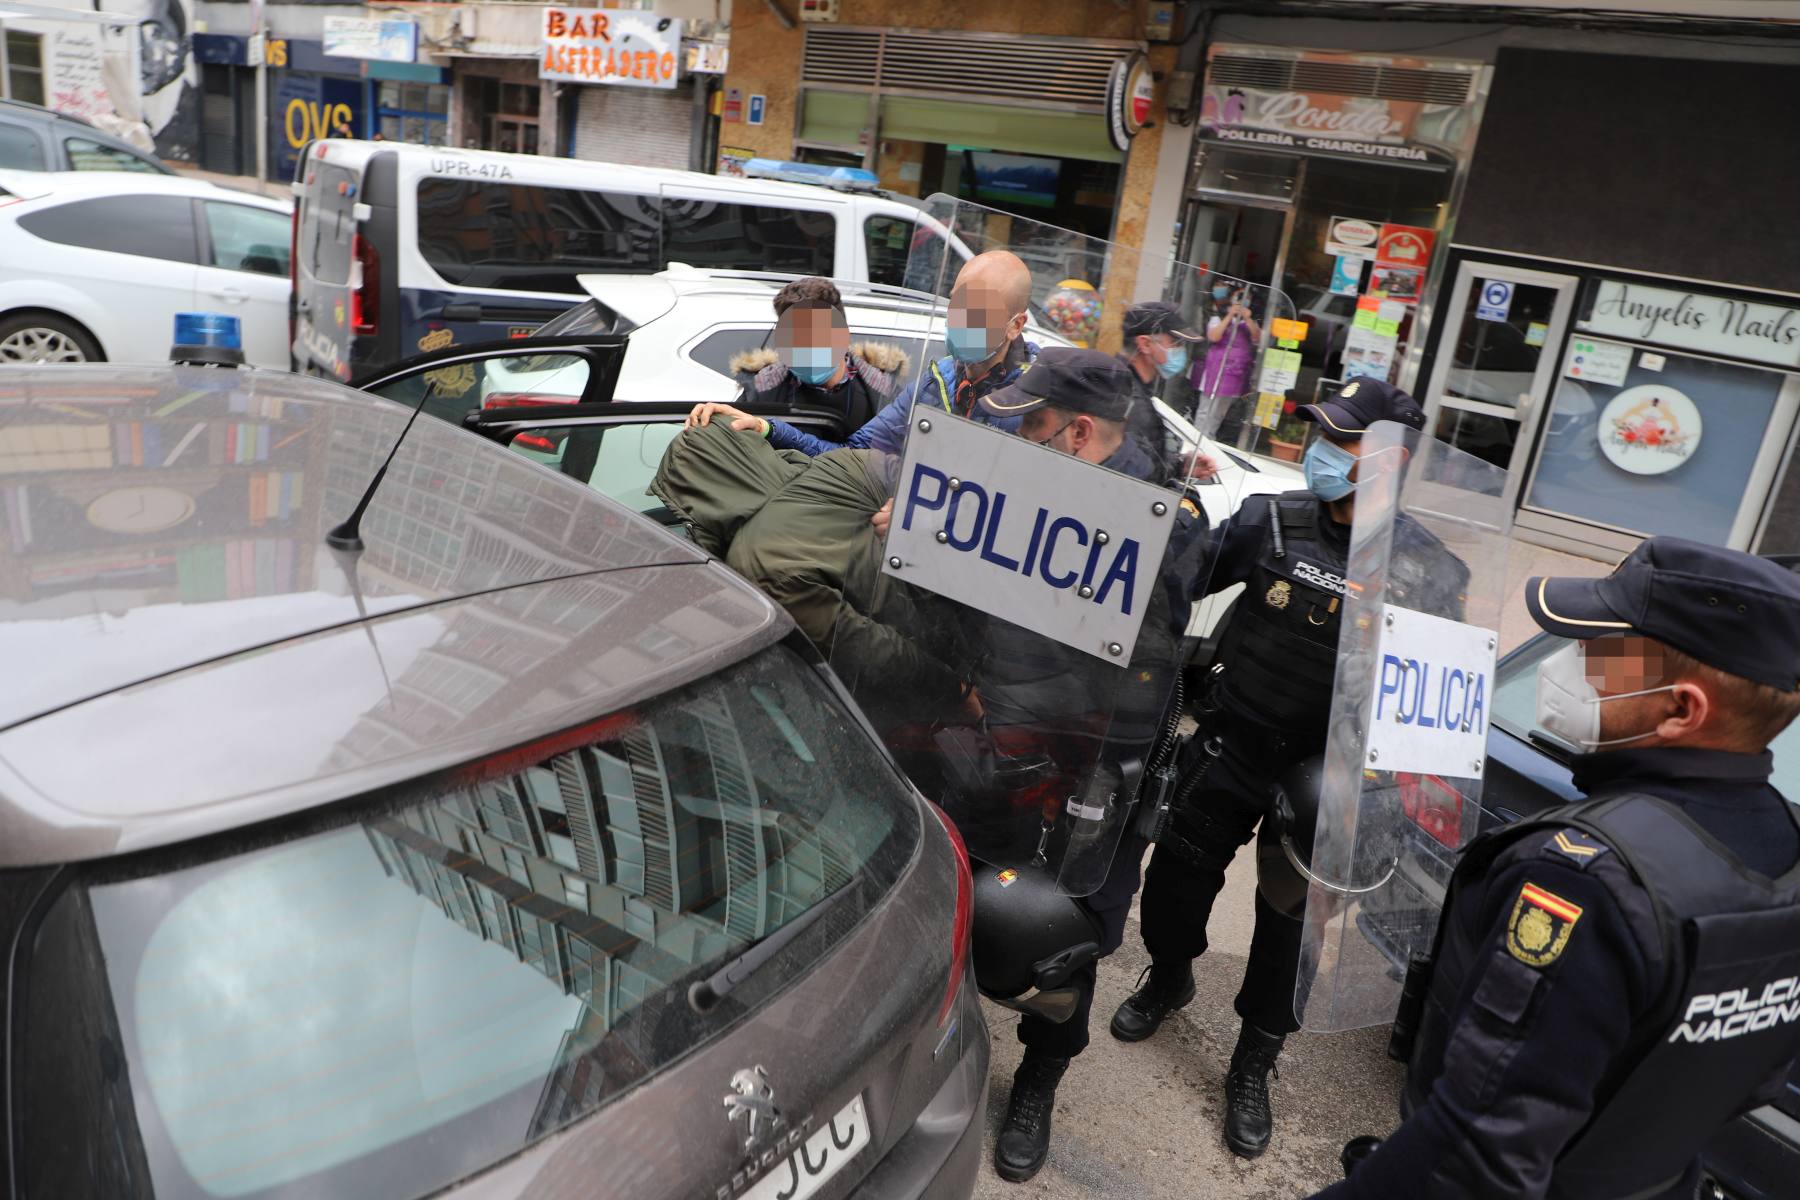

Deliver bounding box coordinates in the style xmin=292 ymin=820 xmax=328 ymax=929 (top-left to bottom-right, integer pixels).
xmin=730 ymin=341 xmax=911 ymax=399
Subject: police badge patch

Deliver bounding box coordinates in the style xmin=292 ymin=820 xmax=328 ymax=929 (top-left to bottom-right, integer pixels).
xmin=1265 ymin=580 xmax=1292 ymax=609
xmin=1506 ymin=882 xmax=1583 ymax=967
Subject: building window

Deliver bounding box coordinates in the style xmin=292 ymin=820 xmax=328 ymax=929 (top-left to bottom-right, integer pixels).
xmin=6 ymin=32 xmax=44 ymax=107
xmin=378 ymin=81 xmax=449 ymax=148
xmin=477 ymin=78 xmax=539 ymax=154
xmin=563 ymin=875 xmax=589 ymax=910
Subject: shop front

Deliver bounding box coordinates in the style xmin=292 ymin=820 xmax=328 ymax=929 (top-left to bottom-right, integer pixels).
xmin=1175 ymin=43 xmax=1486 ymax=455
xmin=542 ymin=7 xmax=699 ymax=170
xmin=789 ymin=27 xmax=1138 ymax=246
xmin=1412 ymin=46 xmax=1800 ymax=561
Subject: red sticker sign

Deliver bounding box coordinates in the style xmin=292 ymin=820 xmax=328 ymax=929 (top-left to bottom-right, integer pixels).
xmin=1376 ymin=224 xmax=1435 ymax=269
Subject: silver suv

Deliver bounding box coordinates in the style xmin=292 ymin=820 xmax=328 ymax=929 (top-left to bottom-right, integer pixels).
xmin=0 ymin=364 xmax=986 ymax=1200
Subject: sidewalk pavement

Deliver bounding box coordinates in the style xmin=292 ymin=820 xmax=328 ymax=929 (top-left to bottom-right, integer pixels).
xmin=166 ymin=162 xmax=289 ymax=200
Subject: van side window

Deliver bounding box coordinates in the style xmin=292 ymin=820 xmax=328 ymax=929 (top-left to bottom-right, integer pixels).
xmin=0 ymin=122 xmax=44 ymax=170
xmin=416 ymin=179 xmax=661 ymax=293
xmin=864 ymin=215 xmax=911 ymax=288
xmin=663 ymin=200 xmax=834 ymax=275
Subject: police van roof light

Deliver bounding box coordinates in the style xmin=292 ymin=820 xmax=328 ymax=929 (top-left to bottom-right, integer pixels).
xmin=171 ymin=312 xmax=245 ymax=367
xmin=741 ymin=158 xmax=880 ymax=192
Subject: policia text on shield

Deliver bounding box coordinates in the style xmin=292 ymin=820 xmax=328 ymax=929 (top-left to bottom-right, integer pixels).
xmin=1306 ymin=538 xmax=1800 ymax=1199
xmin=1109 ymin=379 xmax=1470 ymax=1159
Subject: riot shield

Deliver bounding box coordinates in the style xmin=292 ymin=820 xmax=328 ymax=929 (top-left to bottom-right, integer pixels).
xmin=1294 ymin=420 xmax=1514 ymax=1031
xmin=816 ymin=199 xmax=1291 ymax=895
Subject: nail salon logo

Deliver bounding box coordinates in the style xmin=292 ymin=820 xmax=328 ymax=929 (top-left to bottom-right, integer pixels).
xmin=1599 ymin=385 xmax=1702 ymax=477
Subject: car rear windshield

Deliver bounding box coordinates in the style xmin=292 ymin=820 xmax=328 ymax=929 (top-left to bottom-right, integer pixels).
xmin=17 ymin=646 xmax=917 ymax=1200
xmin=415 ymin=179 xmax=836 ymax=293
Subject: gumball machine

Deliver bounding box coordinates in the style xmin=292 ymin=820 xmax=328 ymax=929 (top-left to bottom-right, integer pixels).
xmin=1044 ymin=279 xmax=1103 ymax=348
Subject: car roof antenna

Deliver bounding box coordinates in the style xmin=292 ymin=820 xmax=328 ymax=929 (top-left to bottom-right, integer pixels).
xmin=327 ymin=382 xmax=443 ymax=552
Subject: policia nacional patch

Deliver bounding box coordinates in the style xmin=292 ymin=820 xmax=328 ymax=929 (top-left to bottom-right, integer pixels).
xmin=1506 ymin=882 xmax=1583 ymax=967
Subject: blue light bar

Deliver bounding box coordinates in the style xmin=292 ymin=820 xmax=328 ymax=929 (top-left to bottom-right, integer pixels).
xmin=741 ymin=158 xmax=880 ymax=192
xmin=171 ymin=312 xmax=245 ymax=367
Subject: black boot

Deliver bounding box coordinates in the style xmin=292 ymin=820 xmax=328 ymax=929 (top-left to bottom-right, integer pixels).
xmin=993 ymin=1052 xmax=1068 ymax=1182
xmin=1109 ymin=960 xmax=1196 ymax=1042
xmin=1223 ymin=1022 xmax=1285 ymax=1158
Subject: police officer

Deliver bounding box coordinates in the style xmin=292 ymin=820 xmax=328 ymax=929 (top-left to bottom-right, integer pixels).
xmin=1109 ymin=378 xmax=1466 ymax=1159
xmin=1119 ymin=300 xmax=1204 ymax=482
xmin=1314 ymin=538 xmax=1800 ymax=1199
xmin=957 ymin=349 xmax=1203 ymax=1183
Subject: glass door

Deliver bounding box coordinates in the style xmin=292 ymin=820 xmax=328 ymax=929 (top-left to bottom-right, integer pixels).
xmin=1422 ymin=263 xmax=1579 ymax=507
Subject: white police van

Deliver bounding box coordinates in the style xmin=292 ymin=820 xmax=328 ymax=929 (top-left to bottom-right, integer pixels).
xmin=291 ymin=140 xmax=963 ymax=382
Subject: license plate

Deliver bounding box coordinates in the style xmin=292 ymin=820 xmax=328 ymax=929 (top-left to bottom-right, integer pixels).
xmin=741 ymin=1094 xmax=869 ymax=1200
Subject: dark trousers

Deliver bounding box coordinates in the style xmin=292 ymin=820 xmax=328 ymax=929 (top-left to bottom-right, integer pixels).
xmin=1137 ymin=738 xmax=1304 ymax=1035
xmin=1017 ymin=831 xmax=1147 ymax=1060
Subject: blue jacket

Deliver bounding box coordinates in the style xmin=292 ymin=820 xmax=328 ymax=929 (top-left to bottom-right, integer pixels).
xmin=767 ymin=339 xmax=1040 ymax=457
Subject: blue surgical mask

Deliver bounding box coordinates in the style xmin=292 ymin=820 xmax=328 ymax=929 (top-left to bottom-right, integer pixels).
xmin=787 ymin=346 xmax=838 ymax=386
xmin=1156 ymin=343 xmax=1189 ymax=379
xmin=945 ymin=324 xmax=991 ymax=363
xmin=1212 ymin=286 xmax=1230 ymax=300
xmin=1302 ymin=437 xmax=1358 ymax=502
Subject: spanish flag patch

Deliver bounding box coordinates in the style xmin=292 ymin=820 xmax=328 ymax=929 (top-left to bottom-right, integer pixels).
xmin=1506 ymin=881 xmax=1583 ymax=967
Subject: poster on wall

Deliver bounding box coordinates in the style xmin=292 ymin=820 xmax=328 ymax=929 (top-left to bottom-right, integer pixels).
xmin=1329 ymin=254 xmax=1366 ymax=297
xmin=540 ymin=9 xmax=683 ymax=89
xmin=1369 ymin=265 xmax=1423 ymax=305
xmin=1376 ymin=223 xmax=1436 ymax=269
xmin=1325 ymin=217 xmax=1379 ymax=258
xmin=1563 ymin=337 xmax=1633 ymax=388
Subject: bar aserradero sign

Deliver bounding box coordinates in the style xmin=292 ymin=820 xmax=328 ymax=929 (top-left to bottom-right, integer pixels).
xmin=540 ymin=9 xmax=683 ymax=89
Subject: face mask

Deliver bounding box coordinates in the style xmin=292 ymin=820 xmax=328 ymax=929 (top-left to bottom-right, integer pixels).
xmin=1302 ymin=437 xmax=1358 ymax=502
xmin=786 ymin=346 xmax=838 ymax=386
xmin=945 ymin=324 xmax=992 ymax=363
xmin=1155 ymin=342 xmax=1189 ymax=379
xmin=1535 ymin=642 xmax=1676 ymax=752
xmin=1212 ymin=286 xmax=1230 ymax=301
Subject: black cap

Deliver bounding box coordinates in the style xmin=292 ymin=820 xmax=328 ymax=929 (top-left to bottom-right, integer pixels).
xmin=1122 ymin=300 xmax=1203 ymax=344
xmin=1299 ymin=378 xmax=1426 ymax=442
xmin=979 ymin=346 xmax=1134 ymax=422
xmin=1526 ymin=537 xmax=1800 ymax=692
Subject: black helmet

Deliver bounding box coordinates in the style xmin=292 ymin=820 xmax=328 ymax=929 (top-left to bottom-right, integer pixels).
xmin=970 ymin=859 xmax=1102 ymax=1023
xmin=1257 ymin=754 xmax=1326 ymax=920
xmin=1258 ymin=754 xmax=1401 ymax=919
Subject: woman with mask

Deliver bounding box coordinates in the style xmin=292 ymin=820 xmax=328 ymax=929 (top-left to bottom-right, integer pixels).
xmin=691 ymin=277 xmax=908 ymax=451
xmin=1193 ymin=279 xmax=1263 ymax=418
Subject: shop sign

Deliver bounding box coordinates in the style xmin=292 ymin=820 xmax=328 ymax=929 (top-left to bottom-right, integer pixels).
xmin=1564 ymin=337 xmax=1633 ymax=388
xmin=272 ymin=73 xmax=362 ymax=182
xmin=1476 ymin=279 xmax=1513 ymax=322
xmin=1375 ymin=224 xmax=1434 ymax=269
xmin=685 ymin=42 xmax=728 ymax=74
xmin=1106 ymin=52 xmax=1154 ymax=153
xmin=1578 ymin=279 xmax=1800 ymax=370
xmin=1199 ymin=48 xmax=1472 ymax=166
xmin=1325 ymin=216 xmax=1378 ymax=257
xmin=1598 ymin=384 xmax=1703 ymax=476
xmin=321 ymin=16 xmax=418 ymax=64
xmin=723 ymin=88 xmax=743 ymax=123
xmin=540 ymin=9 xmax=683 ymax=90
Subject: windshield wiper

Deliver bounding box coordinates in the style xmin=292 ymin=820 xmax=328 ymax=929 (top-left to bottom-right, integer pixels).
xmin=687 ymin=882 xmax=857 ymax=1013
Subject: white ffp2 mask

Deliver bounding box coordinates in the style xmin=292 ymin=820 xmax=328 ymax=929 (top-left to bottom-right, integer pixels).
xmin=1535 ymin=641 xmax=1675 ymax=752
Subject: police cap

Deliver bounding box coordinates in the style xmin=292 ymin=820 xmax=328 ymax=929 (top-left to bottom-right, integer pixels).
xmin=1526 ymin=536 xmax=1800 ymax=692
xmin=1122 ymin=300 xmax=1203 ymax=344
xmin=979 ymin=346 xmax=1133 ymax=423
xmin=1299 ymin=378 xmax=1426 ymax=443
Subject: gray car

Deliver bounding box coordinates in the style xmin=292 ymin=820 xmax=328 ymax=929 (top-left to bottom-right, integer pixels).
xmin=0 ymin=364 xmax=986 ymax=1200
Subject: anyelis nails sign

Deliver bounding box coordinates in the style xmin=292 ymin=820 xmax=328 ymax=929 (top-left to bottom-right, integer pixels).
xmin=1579 ymin=279 xmax=1800 ymax=370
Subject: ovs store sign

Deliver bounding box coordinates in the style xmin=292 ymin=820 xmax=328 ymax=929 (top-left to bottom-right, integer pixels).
xmin=882 ymin=414 xmax=1176 ymax=663
xmin=273 ymin=70 xmax=361 ymax=181
xmin=541 ymin=9 xmax=683 ymax=90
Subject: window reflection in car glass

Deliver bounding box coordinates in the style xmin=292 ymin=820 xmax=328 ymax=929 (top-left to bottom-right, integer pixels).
xmin=23 ymin=649 xmax=911 ymax=1200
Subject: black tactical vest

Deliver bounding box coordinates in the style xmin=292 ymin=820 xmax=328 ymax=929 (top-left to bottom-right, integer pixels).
xmin=1214 ymin=492 xmax=1346 ymax=732
xmin=1410 ymin=793 xmax=1800 ymax=1200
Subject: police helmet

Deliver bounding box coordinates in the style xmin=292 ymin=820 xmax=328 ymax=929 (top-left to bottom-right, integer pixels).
xmin=1256 ymin=755 xmax=1326 ymax=920
xmin=970 ymin=859 xmax=1102 ymax=1023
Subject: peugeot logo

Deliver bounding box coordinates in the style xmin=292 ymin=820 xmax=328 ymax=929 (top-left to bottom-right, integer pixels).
xmin=723 ymin=1065 xmax=785 ymax=1154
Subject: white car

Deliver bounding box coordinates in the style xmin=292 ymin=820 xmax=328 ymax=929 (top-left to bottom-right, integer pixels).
xmin=359 ymin=266 xmax=1305 ymax=644
xmin=0 ymin=171 xmax=291 ymax=368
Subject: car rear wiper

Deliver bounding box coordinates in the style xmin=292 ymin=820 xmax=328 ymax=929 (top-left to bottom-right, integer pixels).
xmin=688 ymin=882 xmax=857 ymax=1013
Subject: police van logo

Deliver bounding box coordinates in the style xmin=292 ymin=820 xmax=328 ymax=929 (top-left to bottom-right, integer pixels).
xmin=1265 ymin=580 xmax=1292 ymax=609
xmin=1506 ymin=882 xmax=1582 ymax=967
